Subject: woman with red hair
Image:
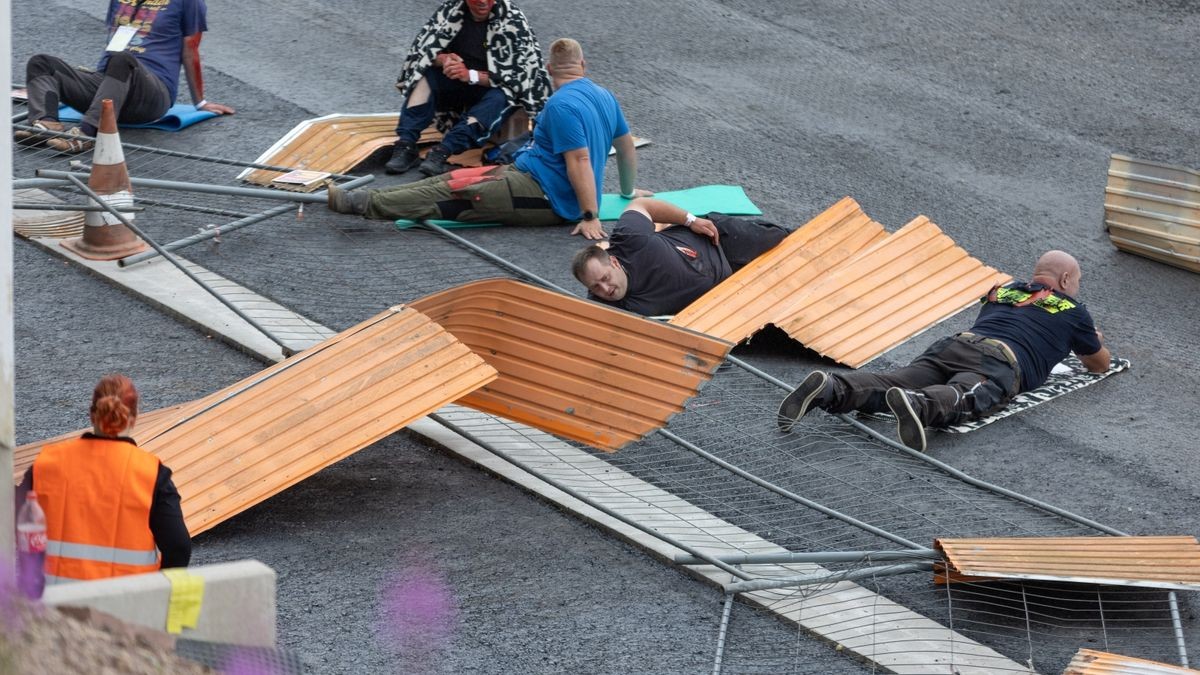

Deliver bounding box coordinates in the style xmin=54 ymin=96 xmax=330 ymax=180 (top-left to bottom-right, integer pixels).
xmin=19 ymin=374 xmax=190 ymax=584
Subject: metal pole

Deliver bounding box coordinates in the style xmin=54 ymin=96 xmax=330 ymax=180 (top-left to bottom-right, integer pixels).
xmin=40 ymin=169 xmax=371 ymax=204
xmin=12 ymin=178 xmax=71 ymax=190
xmin=420 ymin=221 xmax=569 ymax=292
xmin=1168 ymin=591 xmax=1190 ymax=667
xmin=427 ymin=412 xmax=757 ymax=582
xmin=13 ymin=202 xmax=142 ymax=213
xmin=119 ymin=174 xmax=377 ymax=267
xmin=1 ymin=0 xmax=15 ymax=562
xmin=675 ymin=549 xmax=938 ymax=566
xmin=725 ymin=562 xmax=933 ymax=594
xmin=711 ymin=592 xmax=735 ymax=675
xmin=62 ymin=174 xmax=291 ymax=353
xmin=656 ymin=428 xmax=926 ymax=550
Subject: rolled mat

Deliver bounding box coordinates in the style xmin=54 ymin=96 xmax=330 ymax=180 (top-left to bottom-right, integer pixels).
xmin=58 ymin=103 xmax=219 ymax=131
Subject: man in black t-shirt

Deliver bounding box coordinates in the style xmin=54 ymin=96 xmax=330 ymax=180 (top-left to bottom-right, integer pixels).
xmin=572 ymin=198 xmax=789 ymax=317
xmin=778 ymin=250 xmax=1111 ymax=453
xmin=386 ymin=0 xmax=551 ymax=176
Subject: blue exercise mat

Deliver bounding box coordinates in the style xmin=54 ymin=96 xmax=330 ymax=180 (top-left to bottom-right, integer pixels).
xmin=58 ymin=103 xmax=218 ymax=131
xmin=394 ymin=184 xmax=762 ymax=230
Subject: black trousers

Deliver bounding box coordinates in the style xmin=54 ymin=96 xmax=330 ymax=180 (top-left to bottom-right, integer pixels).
xmin=707 ymin=213 xmax=791 ymax=271
xmin=826 ymin=334 xmax=1021 ymax=427
xmin=25 ymin=52 xmax=171 ymax=131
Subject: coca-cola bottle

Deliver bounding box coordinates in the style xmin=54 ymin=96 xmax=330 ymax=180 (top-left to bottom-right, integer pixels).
xmin=16 ymin=491 xmax=47 ymax=600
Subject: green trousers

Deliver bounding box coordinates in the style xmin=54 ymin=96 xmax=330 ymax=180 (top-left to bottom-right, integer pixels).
xmin=364 ymin=164 xmax=566 ymax=226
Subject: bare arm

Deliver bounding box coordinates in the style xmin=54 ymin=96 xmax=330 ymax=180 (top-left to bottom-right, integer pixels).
xmin=612 ymin=133 xmax=652 ymax=199
xmin=626 ymin=198 xmax=719 ymax=245
xmin=182 ymin=33 xmax=234 ymax=114
xmin=1077 ymin=328 xmax=1111 ymax=373
xmin=565 ymin=147 xmax=604 ymax=239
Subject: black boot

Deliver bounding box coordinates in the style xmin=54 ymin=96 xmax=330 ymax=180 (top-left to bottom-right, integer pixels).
xmin=326 ymin=183 xmax=370 ymax=215
xmin=418 ymin=144 xmax=453 ymax=176
xmin=885 ymin=388 xmax=928 ymax=452
xmin=384 ymin=140 xmax=420 ymax=174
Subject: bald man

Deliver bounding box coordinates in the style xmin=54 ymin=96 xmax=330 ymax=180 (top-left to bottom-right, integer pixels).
xmin=778 ymin=251 xmax=1111 ymax=452
xmin=327 ymin=37 xmax=648 ymax=233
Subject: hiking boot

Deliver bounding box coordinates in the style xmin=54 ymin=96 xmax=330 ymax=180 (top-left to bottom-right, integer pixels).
xmin=325 ymin=182 xmax=370 ymax=215
xmin=14 ymin=119 xmax=64 ymax=145
xmin=384 ymin=140 xmax=420 ymax=174
xmin=418 ymin=144 xmax=452 ymax=176
xmin=885 ymin=387 xmax=927 ymax=453
xmin=44 ymin=126 xmax=94 ymax=154
xmin=777 ymin=371 xmax=831 ymax=432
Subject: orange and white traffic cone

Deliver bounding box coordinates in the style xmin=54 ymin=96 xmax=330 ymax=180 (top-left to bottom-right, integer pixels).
xmin=61 ymin=99 xmax=147 ymax=260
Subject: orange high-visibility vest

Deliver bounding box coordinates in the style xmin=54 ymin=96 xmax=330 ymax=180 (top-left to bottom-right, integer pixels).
xmin=33 ymin=435 xmax=161 ymax=583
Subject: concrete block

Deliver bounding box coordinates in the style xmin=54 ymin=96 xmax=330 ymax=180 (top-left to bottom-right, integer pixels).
xmin=43 ymin=559 xmax=277 ymax=647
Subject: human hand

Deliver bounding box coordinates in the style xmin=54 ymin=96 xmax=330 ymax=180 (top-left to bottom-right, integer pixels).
xmin=689 ymin=216 xmax=719 ymax=245
xmin=199 ymin=101 xmax=235 ymax=115
xmin=631 ymin=188 xmax=654 ymax=198
xmin=434 ymin=52 xmax=462 ymax=68
xmin=443 ymin=61 xmax=470 ymax=82
xmin=571 ymin=218 xmax=607 ymax=240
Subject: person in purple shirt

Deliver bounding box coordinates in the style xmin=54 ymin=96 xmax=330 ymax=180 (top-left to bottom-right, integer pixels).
xmin=778 ymin=250 xmax=1111 ymax=452
xmin=327 ymin=38 xmax=650 ymax=236
xmin=17 ymin=0 xmax=233 ymax=153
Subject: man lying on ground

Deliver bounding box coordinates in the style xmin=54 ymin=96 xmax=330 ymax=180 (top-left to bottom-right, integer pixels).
xmin=572 ymin=197 xmax=790 ymax=316
xmin=17 ymin=0 xmax=233 ymax=153
xmin=328 ymin=37 xmax=649 ymax=238
xmin=385 ymin=0 xmax=550 ymax=175
xmin=777 ymin=250 xmax=1111 ymax=452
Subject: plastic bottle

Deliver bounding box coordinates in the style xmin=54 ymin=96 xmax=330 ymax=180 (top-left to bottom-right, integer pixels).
xmin=16 ymin=491 xmax=47 ymax=600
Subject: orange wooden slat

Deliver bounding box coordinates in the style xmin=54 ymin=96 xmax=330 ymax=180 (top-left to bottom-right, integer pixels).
xmin=410 ymin=278 xmax=733 ymax=451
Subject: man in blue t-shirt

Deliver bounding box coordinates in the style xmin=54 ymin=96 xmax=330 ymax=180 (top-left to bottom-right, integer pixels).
xmin=18 ymin=0 xmax=233 ymax=153
xmin=326 ymin=38 xmax=649 ymax=234
xmin=778 ymin=250 xmax=1111 ymax=452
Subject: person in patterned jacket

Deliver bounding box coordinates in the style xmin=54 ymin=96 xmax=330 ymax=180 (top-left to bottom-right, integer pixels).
xmin=384 ymin=0 xmax=551 ymax=176
xmin=777 ymin=250 xmax=1111 ymax=453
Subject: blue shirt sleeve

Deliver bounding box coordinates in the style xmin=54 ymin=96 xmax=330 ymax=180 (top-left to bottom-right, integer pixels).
xmin=181 ymin=0 xmax=207 ymax=37
xmin=1069 ymin=306 xmax=1103 ymax=356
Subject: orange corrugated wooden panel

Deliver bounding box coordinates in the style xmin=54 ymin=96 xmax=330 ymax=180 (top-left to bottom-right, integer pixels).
xmin=15 ymin=306 xmax=497 ymax=535
xmin=784 ymin=215 xmax=1010 ymax=367
xmin=1064 ymin=648 xmax=1199 ymax=674
xmin=242 ymin=114 xmax=402 ymax=187
xmin=671 ymin=197 xmax=888 ymax=341
xmin=411 ymin=278 xmax=733 ymax=451
xmin=935 ymin=536 xmax=1200 ymax=590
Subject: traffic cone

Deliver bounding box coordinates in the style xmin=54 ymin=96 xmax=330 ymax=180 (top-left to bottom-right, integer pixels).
xmin=61 ymin=99 xmax=147 ymax=260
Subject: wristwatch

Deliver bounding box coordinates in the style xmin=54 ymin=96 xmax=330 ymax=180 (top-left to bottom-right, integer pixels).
xmin=582 ymin=210 xmax=596 ymax=221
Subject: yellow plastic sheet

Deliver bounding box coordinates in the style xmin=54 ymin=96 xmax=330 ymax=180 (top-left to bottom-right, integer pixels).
xmin=162 ymin=568 xmax=205 ymax=634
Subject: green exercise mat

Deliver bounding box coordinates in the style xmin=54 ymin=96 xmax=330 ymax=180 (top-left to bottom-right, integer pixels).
xmin=393 ymin=184 xmax=761 ymax=230
xmin=598 ymin=185 xmax=762 ymax=220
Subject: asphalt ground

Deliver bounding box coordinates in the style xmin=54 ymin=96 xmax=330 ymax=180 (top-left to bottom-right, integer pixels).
xmin=12 ymin=0 xmax=1200 ymax=672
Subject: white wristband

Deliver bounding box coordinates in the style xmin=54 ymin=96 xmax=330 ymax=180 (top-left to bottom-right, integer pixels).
xmin=683 ymin=212 xmax=697 ymax=227
xmin=195 ymin=99 xmax=207 ymax=109
xmin=620 ymin=190 xmax=636 ymax=199
xmin=468 ymin=69 xmax=480 ymax=85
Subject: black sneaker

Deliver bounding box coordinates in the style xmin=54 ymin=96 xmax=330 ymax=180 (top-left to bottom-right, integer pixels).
xmin=418 ymin=144 xmax=452 ymax=176
xmin=885 ymin=387 xmax=927 ymax=453
xmin=384 ymin=140 xmax=420 ymax=174
xmin=777 ymin=371 xmax=830 ymax=432
xmin=325 ymin=182 xmax=370 ymax=215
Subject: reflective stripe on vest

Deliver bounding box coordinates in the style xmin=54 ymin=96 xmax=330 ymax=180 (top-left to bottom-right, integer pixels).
xmin=33 ymin=435 xmax=161 ymax=582
xmin=46 ymin=539 xmax=159 ymax=567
